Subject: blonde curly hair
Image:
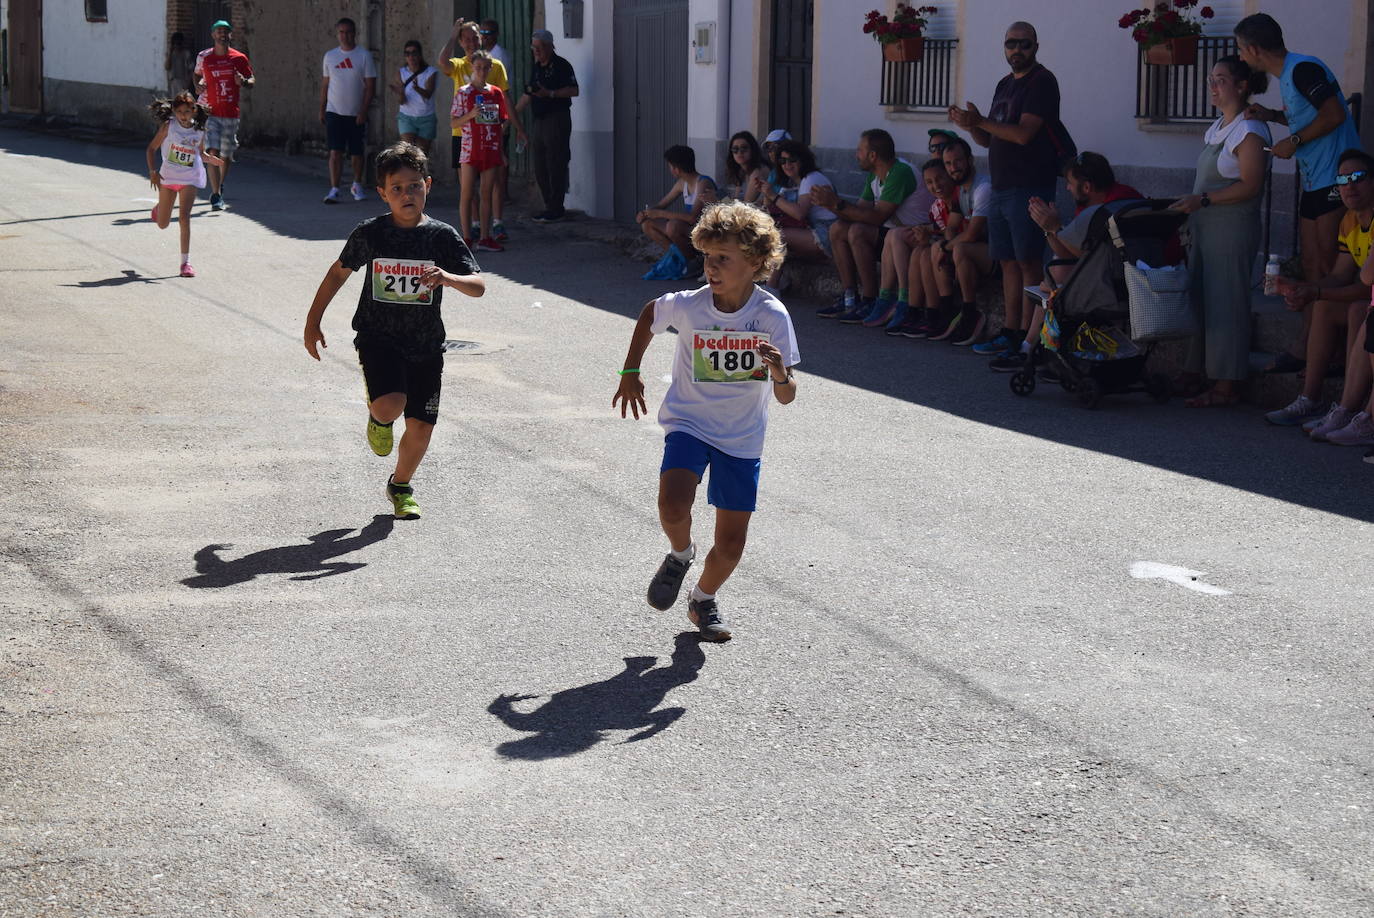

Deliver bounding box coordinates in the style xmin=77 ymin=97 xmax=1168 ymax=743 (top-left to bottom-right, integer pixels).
xmin=690 ymin=200 xmax=787 ymax=281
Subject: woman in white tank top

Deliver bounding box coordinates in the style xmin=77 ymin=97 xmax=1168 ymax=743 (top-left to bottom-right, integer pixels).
xmin=145 ymin=92 xmax=223 ymax=278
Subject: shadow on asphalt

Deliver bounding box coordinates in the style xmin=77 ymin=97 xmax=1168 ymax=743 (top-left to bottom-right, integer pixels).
xmin=60 ymin=269 xmax=174 ymax=287
xmin=488 ymin=631 xmax=707 ymax=759
xmin=182 ymin=515 xmax=395 ymax=587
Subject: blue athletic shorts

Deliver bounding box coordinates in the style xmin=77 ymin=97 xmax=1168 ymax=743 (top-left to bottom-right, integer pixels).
xmin=988 ymin=185 xmax=1055 ymax=263
xmin=660 ymin=431 xmax=761 ymax=513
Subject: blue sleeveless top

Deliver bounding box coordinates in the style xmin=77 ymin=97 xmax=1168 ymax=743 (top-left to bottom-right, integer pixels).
xmin=1279 ymin=52 xmax=1361 ymax=191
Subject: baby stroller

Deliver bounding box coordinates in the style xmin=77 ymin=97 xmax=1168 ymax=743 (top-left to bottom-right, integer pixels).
xmin=1009 ymin=199 xmax=1189 ymax=409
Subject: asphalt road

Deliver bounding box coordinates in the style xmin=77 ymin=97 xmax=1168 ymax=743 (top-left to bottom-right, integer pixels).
xmin=1 ymin=127 xmax=1371 ymax=918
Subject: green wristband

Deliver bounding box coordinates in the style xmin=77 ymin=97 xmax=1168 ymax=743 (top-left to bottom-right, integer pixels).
xmin=618 ymin=368 xmax=641 ymax=375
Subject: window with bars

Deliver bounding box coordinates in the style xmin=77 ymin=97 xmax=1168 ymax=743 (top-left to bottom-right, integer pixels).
xmin=1135 ymin=36 xmax=1236 ymax=122
xmin=880 ymin=39 xmax=959 ymax=111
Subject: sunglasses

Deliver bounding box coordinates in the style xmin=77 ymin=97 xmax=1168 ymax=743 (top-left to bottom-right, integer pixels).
xmin=778 ymin=155 xmax=798 ymax=164
xmin=479 ymin=29 xmax=495 ymax=35
xmin=928 ymin=142 xmax=949 ymax=153
xmin=1336 ymin=170 xmax=1369 ymax=185
xmin=730 ymin=145 xmax=751 ymax=153
xmin=404 ymin=49 xmax=420 ymax=55
xmin=1004 ymin=38 xmax=1034 ymax=50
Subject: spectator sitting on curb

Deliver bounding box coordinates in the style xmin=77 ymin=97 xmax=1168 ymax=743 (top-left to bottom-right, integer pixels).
xmin=811 ymin=129 xmax=930 ymax=323
xmin=723 ymin=131 xmax=770 ymax=204
xmin=762 ymin=129 xmax=791 ymax=191
xmin=881 ymin=154 xmax=960 ymax=334
xmin=752 ymin=139 xmax=837 ymax=293
xmin=1266 ymin=149 xmax=1374 ymax=434
xmin=918 ymin=137 xmax=994 ymax=342
xmin=637 ymin=145 xmax=718 ymax=277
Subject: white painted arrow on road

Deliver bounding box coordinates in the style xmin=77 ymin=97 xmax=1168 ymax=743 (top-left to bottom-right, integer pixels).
xmin=1130 ymin=562 xmax=1232 ymax=596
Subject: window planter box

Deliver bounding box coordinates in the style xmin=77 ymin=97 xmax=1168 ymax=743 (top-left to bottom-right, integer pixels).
xmin=1144 ymin=36 xmax=1199 ymax=67
xmin=882 ymin=37 xmax=925 ymax=63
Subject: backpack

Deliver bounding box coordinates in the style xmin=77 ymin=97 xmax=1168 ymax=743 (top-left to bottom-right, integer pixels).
xmin=1027 ymin=66 xmax=1078 ymax=172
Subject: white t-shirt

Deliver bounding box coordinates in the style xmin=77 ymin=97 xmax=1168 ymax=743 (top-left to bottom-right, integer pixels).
xmin=799 ymin=171 xmax=837 ymax=222
xmin=323 ymin=46 xmax=378 ymax=116
xmin=397 ymin=64 xmax=437 ymax=117
xmin=1204 ymin=115 xmax=1271 ymax=180
xmin=488 ymin=43 xmax=508 ymax=70
xmin=958 ymin=173 xmax=993 ymax=219
xmin=650 ymin=285 xmax=801 ymax=459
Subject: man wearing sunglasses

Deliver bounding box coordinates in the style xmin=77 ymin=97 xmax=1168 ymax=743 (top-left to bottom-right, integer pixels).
xmin=948 ymin=21 xmax=1062 ymax=351
xmin=479 ymin=19 xmax=508 ymax=70
xmin=1266 ymin=150 xmax=1374 ymax=438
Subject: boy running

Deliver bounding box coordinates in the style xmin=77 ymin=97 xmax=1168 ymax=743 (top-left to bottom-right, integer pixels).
xmin=304 ymin=142 xmax=485 ymax=519
xmin=613 ymin=200 xmax=800 ymax=642
xmin=450 ymin=49 xmax=509 ymax=253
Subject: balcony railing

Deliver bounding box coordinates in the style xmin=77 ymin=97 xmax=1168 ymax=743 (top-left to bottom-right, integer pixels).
xmin=1135 ymin=36 xmax=1237 ymax=122
xmin=880 ymin=39 xmax=959 ymax=111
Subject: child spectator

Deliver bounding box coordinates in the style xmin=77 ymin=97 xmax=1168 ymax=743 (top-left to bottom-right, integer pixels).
xmin=451 ymin=50 xmax=510 ymax=253
xmin=303 ymin=142 xmax=485 ymax=519
xmin=145 ymin=92 xmax=223 ymax=278
xmin=613 ymin=200 xmax=799 ymax=643
xmin=637 ymin=145 xmax=718 ymax=278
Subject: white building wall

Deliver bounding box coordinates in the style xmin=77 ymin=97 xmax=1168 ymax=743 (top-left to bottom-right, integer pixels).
xmin=44 ymin=0 xmax=165 ymax=90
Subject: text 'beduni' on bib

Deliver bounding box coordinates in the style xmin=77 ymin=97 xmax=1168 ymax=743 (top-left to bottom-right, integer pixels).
xmin=371 ymin=258 xmax=435 ymax=305
xmin=691 ymin=329 xmax=770 ymax=383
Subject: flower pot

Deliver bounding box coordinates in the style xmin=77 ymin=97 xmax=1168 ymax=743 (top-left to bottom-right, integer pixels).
xmin=1145 ymin=36 xmax=1199 ymax=67
xmin=882 ymin=36 xmax=925 ymax=63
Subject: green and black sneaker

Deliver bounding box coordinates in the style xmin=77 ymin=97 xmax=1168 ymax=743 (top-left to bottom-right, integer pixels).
xmin=386 ymin=475 xmax=420 ymax=519
xmin=366 ymin=416 xmax=394 ymax=456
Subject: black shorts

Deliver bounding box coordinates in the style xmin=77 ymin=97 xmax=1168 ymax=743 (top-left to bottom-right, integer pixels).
xmin=1299 ymin=185 xmax=1343 ymax=220
xmin=1365 ymin=308 xmax=1374 ymax=356
xmin=355 ymin=340 xmax=443 ymax=425
xmin=325 ymin=112 xmax=367 ymax=156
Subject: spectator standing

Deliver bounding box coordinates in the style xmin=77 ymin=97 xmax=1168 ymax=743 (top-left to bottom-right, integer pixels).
xmin=391 ymin=41 xmax=438 ymax=155
xmin=949 ymin=21 xmax=1062 ymax=349
xmin=480 ymin=19 xmax=508 ymax=70
xmin=320 ymin=18 xmax=377 ymax=204
xmin=514 ymin=30 xmax=579 ymax=223
xmin=753 ymin=139 xmax=837 ymax=291
xmin=722 ymin=131 xmax=769 ymax=204
xmin=1234 ymin=12 xmax=1363 ymax=374
xmin=809 ymin=129 xmax=926 ymax=321
xmin=452 ymin=50 xmax=511 ymax=253
xmin=165 ymin=32 xmax=195 ymax=95
xmin=1164 ymin=56 xmax=1271 ymax=407
xmin=194 ymin=20 xmax=254 ymax=212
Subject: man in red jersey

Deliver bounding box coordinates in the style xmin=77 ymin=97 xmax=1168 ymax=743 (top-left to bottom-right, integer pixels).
xmin=194 ymin=19 xmax=255 ymax=211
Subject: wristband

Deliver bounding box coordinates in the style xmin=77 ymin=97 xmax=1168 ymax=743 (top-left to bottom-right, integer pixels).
xmin=618 ymin=368 xmax=640 ymax=376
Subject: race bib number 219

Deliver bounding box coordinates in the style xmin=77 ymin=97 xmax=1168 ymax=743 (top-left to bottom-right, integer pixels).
xmin=692 ymin=329 xmax=770 ymax=383
xmin=370 ymin=259 xmax=434 ymax=305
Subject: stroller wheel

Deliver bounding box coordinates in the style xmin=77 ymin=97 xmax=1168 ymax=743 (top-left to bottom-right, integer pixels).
xmin=1078 ymin=377 xmax=1103 ymax=409
xmin=1009 ymin=371 xmax=1036 ymax=397
xmin=1145 ymin=372 xmax=1171 ymax=404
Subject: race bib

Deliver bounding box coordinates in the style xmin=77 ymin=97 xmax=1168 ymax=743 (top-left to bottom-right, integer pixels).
xmin=370 ymin=258 xmax=435 ymax=305
xmin=168 ymin=143 xmax=197 ymax=167
xmin=691 ymin=329 xmax=770 ymax=383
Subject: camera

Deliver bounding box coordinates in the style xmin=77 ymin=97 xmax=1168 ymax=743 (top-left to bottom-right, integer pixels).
xmin=525 ymin=83 xmax=540 ymax=95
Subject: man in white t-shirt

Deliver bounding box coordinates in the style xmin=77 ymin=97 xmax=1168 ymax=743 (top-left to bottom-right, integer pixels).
xmin=922 ymin=136 xmax=995 ymax=343
xmin=320 ymin=17 xmax=378 ymax=204
xmin=480 ymin=20 xmax=508 ymax=70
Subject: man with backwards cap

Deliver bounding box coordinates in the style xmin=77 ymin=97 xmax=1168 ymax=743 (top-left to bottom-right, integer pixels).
xmin=762 ymin=128 xmax=791 ymax=190
xmin=194 ymin=19 xmax=255 ymax=211
xmin=514 ymin=29 xmax=579 ymax=222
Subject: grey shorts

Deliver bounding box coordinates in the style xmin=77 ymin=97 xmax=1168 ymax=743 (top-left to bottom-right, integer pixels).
xmin=204 ymin=116 xmax=240 ymax=159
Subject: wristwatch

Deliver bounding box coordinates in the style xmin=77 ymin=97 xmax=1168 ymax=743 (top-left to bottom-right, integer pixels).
xmin=1200 ymin=193 xmax=1212 ymax=208
xmin=1291 ymin=133 xmax=1304 ymax=148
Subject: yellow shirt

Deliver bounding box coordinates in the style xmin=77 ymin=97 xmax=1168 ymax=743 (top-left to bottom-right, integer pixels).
xmin=1337 ymin=210 xmax=1373 ymax=267
xmin=448 ymin=57 xmax=508 ymax=136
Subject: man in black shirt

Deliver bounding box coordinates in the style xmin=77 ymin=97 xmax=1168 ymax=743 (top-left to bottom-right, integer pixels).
xmin=514 ymin=29 xmax=579 ymax=222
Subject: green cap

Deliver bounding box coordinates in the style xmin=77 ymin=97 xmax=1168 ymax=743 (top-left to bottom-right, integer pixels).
xmin=211 ymin=20 xmax=231 ymax=31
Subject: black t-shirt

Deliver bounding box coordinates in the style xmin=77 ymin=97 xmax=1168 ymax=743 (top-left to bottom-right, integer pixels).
xmin=987 ymin=64 xmax=1061 ymax=191
xmin=528 ymin=54 xmax=577 ymax=118
xmin=1292 ymin=61 xmax=1338 ymax=108
xmin=338 ymin=214 xmax=478 ymax=358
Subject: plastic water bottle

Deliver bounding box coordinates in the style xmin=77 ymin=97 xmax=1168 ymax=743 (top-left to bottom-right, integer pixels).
xmin=1263 ymin=254 xmax=1282 ymax=296
xmin=514 ymin=138 xmax=526 ymax=155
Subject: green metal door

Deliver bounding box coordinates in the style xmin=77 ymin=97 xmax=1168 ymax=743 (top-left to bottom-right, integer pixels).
xmin=481 ymin=0 xmax=534 ymax=176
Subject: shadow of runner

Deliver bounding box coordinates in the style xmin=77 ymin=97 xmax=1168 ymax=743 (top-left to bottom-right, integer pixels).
xmin=60 ymin=269 xmax=167 ymax=287
xmin=489 ymin=631 xmax=708 ymax=760
xmin=182 ymin=514 xmax=395 ymax=588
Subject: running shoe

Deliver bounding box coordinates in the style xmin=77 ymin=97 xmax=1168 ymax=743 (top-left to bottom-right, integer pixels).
xmin=1264 ymin=395 xmax=1327 ymax=427
xmin=950 ymin=311 xmax=987 ymax=346
xmin=209 ymin=192 xmax=225 ymax=211
xmin=1308 ymin=404 xmax=1355 ymax=440
xmin=1364 ymin=447 xmax=1374 ymax=465
xmin=493 ymin=221 xmax=509 ymax=241
xmin=860 ymin=298 xmax=897 ymax=328
xmin=350 ymin=182 xmax=367 ymax=202
xmin=687 ymin=596 xmax=732 ymax=642
xmin=882 ymin=302 xmax=910 ymax=333
xmin=475 ymin=237 xmax=505 ymax=252
xmin=323 ymin=187 xmax=340 ymax=204
xmin=972 ymin=333 xmax=1013 ymax=356
xmin=366 ymin=417 xmax=393 ymax=456
xmin=900 ymin=309 xmax=935 ymax=338
xmin=647 ymin=552 xmax=692 ymax=611
xmin=838 ymin=297 xmax=875 ymax=324
xmin=150 ymin=206 xmax=159 ymax=223
xmin=1325 ymin=411 xmax=1374 ymax=446
xmin=532 ymin=209 xmax=564 ymax=223
xmin=817 ymin=296 xmax=849 ymax=319
xmin=179 ymin=262 xmax=196 ymax=278
xmin=927 ymin=309 xmax=962 ymax=342
xmin=989 ymin=350 xmax=1026 ymax=372
xmin=470 ymin=222 xmax=482 ymax=240
xmin=386 ymin=476 xmax=420 ymax=519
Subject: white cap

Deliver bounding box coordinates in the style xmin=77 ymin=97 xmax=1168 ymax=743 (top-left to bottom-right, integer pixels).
xmin=764 ymin=129 xmax=791 ymax=143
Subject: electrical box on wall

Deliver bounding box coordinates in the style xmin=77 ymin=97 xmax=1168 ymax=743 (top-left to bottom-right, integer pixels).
xmin=692 ymin=22 xmax=715 ymax=64
xmin=562 ymin=0 xmax=584 ymax=39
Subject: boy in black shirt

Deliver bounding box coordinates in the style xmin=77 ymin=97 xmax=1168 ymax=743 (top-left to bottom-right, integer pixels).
xmin=304 ymin=142 xmax=484 ymax=518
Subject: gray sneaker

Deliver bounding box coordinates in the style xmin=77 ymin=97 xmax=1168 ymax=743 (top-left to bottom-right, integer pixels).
xmin=646 ymin=553 xmax=692 ymax=610
xmin=687 ymin=596 xmax=731 ymax=642
xmin=1264 ymin=395 xmax=1326 ymax=427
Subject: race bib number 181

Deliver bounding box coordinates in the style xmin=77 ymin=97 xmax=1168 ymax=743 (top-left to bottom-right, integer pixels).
xmin=371 ymin=258 xmax=434 ymax=305
xmin=692 ymin=329 xmax=770 ymax=383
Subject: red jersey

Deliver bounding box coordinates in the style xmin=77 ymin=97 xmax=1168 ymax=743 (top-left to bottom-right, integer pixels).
xmin=929 ymin=197 xmax=953 ymax=232
xmin=452 ymin=83 xmax=508 ymax=165
xmin=196 ymin=48 xmax=254 ymax=118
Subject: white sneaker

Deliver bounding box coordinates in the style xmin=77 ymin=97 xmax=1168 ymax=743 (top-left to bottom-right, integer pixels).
xmin=323 ymin=186 xmax=340 ymax=204
xmin=350 ymin=182 xmax=367 ymax=201
xmin=1325 ymin=411 xmax=1374 ymax=447
xmin=1264 ymin=395 xmax=1325 ymax=427
xmin=1308 ymin=404 xmax=1355 ymax=440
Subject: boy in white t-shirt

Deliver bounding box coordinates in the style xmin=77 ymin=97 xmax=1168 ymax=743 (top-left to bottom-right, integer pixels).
xmin=613 ymin=200 xmax=800 ymax=642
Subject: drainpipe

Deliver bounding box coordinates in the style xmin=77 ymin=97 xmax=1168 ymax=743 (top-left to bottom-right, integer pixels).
xmin=717 ymin=0 xmax=732 ymax=145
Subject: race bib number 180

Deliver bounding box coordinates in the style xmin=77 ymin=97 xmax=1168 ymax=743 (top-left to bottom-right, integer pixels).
xmin=370 ymin=258 xmax=434 ymax=305
xmin=692 ymin=329 xmax=770 ymax=383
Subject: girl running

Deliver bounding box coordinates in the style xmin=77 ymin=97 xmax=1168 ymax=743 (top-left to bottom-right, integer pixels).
xmin=146 ymin=91 xmax=222 ymax=277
